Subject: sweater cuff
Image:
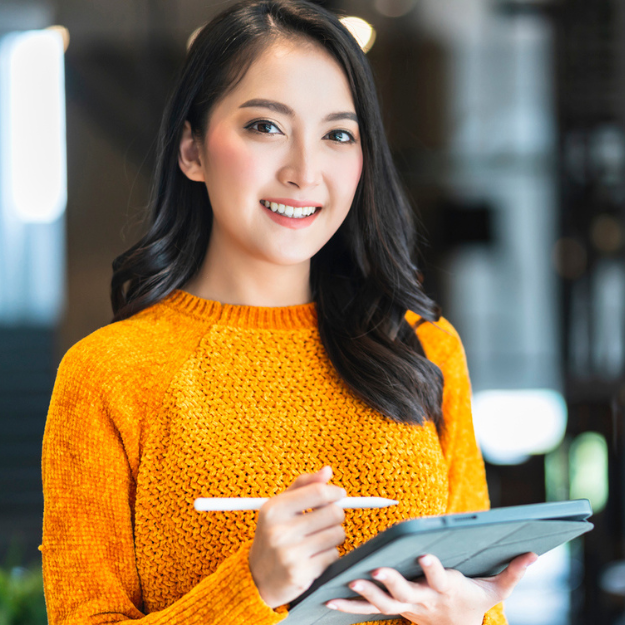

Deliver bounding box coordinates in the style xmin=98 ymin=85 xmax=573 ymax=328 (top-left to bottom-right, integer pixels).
xmin=199 ymin=539 xmax=288 ymax=623
xmin=147 ymin=540 xmax=288 ymax=624
xmin=483 ymin=602 xmax=507 ymax=625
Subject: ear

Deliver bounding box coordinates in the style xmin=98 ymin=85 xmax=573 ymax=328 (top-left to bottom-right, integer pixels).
xmin=178 ymin=120 xmax=206 ymax=182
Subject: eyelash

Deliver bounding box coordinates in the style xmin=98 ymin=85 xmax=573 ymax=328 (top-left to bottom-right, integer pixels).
xmin=245 ymin=119 xmax=357 ymax=144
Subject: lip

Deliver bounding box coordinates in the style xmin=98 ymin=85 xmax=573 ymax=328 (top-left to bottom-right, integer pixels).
xmin=261 ymin=197 xmax=323 ymax=208
xmin=260 ymin=200 xmax=322 ymax=230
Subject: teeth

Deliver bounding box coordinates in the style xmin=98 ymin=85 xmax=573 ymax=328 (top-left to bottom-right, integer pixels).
xmin=262 ymin=200 xmax=319 ymax=218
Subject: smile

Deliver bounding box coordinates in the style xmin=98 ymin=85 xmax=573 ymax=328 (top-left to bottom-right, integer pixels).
xmin=261 ymin=200 xmax=319 ymax=219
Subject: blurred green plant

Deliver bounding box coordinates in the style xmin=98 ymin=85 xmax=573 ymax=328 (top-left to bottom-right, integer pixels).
xmin=0 ymin=539 xmax=47 ymax=625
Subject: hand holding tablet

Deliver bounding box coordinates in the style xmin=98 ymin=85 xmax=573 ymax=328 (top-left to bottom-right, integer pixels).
xmin=282 ymin=499 xmax=593 ymax=624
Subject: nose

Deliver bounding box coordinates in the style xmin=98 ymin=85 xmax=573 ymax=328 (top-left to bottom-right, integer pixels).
xmin=278 ymin=136 xmax=322 ymax=189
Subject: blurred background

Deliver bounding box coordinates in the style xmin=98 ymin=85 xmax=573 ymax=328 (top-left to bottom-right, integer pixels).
xmin=0 ymin=0 xmax=623 ymax=623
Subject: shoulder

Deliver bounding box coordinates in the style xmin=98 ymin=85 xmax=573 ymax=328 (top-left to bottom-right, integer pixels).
xmin=404 ymin=311 xmax=466 ymax=372
xmin=56 ymin=298 xmax=210 ymax=391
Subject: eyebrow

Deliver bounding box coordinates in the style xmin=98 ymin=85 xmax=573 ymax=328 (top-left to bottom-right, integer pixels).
xmin=239 ymin=98 xmax=359 ymax=124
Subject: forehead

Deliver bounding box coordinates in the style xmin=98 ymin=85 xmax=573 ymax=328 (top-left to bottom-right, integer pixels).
xmin=218 ymin=38 xmax=355 ymax=115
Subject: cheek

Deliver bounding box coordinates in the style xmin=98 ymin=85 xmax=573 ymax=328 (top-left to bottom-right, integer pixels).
xmin=337 ymin=150 xmax=363 ymax=200
xmin=205 ymin=128 xmax=266 ymax=189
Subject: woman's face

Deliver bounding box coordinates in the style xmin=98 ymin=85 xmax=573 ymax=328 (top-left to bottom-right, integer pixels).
xmin=183 ymin=38 xmax=363 ymax=269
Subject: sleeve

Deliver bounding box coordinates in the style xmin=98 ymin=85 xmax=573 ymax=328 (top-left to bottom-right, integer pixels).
xmin=40 ymin=343 xmax=287 ymax=625
xmin=435 ymin=322 xmax=508 ymax=625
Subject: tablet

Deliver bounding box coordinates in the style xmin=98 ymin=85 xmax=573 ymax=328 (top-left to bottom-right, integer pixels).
xmin=284 ymin=499 xmax=593 ymax=625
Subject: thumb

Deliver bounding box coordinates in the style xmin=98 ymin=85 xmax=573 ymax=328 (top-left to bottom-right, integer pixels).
xmin=486 ymin=552 xmax=538 ymax=601
xmin=285 ymin=466 xmax=333 ymax=492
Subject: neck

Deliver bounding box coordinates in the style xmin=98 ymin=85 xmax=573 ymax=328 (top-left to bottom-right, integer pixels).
xmin=183 ymin=232 xmax=313 ymax=308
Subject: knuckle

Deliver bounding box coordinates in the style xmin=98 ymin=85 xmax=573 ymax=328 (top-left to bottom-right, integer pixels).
xmin=285 ymin=568 xmax=299 ymax=585
xmin=265 ymin=525 xmax=284 ymax=547
xmin=331 ymin=504 xmax=345 ymax=523
xmin=334 ymin=525 xmax=346 ymax=543
xmin=279 ymin=548 xmax=297 ymax=570
xmin=421 ymin=598 xmax=437 ymax=613
xmin=395 ymin=590 xmax=413 ymax=604
xmin=321 ymin=548 xmax=340 ymax=570
xmin=285 ymin=568 xmax=309 ymax=592
xmin=262 ymin=502 xmax=278 ymax=524
xmin=311 ymin=482 xmax=326 ymax=499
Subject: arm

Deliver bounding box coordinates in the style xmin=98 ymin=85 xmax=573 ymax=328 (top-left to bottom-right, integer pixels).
xmin=435 ymin=319 xmax=490 ymax=515
xmin=41 ymin=343 xmax=287 ymax=625
xmin=433 ymin=319 xmax=506 ymax=625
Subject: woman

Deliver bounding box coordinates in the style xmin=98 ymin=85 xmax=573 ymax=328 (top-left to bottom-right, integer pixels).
xmin=40 ymin=1 xmax=536 ymax=624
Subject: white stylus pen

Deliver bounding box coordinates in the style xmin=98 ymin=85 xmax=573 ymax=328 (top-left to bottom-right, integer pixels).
xmin=194 ymin=496 xmax=398 ymax=511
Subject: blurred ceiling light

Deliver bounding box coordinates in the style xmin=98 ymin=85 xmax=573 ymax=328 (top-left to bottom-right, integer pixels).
xmin=339 ymin=17 xmax=376 ymax=53
xmin=374 ymin=0 xmax=416 ymax=18
xmin=187 ymin=25 xmax=204 ymax=52
xmin=0 ymin=29 xmax=67 ymax=223
xmin=46 ymin=25 xmax=70 ymax=52
xmin=473 ymin=389 xmax=567 ymax=465
xmin=552 ymin=237 xmax=587 ymax=280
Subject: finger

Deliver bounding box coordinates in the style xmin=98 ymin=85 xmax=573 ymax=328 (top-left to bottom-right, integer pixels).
xmin=371 ymin=567 xmax=420 ymax=604
xmin=346 ymin=579 xmax=412 ymax=615
xmin=485 ymin=552 xmax=538 ymax=601
xmin=419 ymin=554 xmax=449 ymax=593
xmin=303 ymin=522 xmax=346 ymax=557
xmin=309 ymin=544 xmax=340 ymax=574
xmin=292 ymin=503 xmax=345 ymax=537
xmin=285 ymin=466 xmax=332 ymax=491
xmin=270 ymin=482 xmax=346 ymax=520
xmin=326 ymin=597 xmax=381 ymax=615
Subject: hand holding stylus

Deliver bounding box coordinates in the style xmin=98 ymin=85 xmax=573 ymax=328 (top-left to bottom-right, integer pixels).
xmin=248 ymin=466 xmax=347 ymax=609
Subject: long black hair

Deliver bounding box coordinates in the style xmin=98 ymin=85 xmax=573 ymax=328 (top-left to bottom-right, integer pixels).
xmin=110 ymin=0 xmax=444 ymax=429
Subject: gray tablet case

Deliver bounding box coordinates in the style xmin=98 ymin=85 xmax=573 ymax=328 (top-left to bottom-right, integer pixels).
xmin=284 ymin=499 xmax=593 ymax=625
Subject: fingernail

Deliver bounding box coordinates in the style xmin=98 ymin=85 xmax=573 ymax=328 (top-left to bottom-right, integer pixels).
xmin=327 ymin=603 xmax=338 ymax=610
xmin=420 ymin=555 xmax=433 ymax=566
xmin=351 ymin=582 xmax=364 ymax=591
xmin=372 ymin=570 xmax=387 ymax=580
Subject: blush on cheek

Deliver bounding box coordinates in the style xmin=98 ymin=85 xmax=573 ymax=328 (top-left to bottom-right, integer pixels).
xmin=345 ymin=153 xmax=364 ymax=194
xmin=206 ymin=127 xmax=261 ymax=184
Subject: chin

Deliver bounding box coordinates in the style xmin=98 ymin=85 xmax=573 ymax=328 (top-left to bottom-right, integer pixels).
xmin=260 ymin=245 xmax=317 ymax=266
xmin=270 ymin=255 xmax=314 ymax=267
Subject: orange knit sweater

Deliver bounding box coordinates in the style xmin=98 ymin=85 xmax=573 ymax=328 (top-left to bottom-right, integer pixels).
xmin=41 ymin=289 xmax=507 ymax=625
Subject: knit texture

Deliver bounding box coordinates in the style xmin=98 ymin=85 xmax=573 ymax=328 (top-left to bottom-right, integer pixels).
xmin=41 ymin=289 xmax=507 ymax=625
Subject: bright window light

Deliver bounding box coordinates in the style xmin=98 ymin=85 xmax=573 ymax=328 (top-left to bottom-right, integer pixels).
xmin=502 ymin=543 xmax=572 ymax=625
xmin=570 ymin=432 xmax=608 ymax=514
xmin=473 ymin=389 xmax=568 ymax=465
xmin=0 ymin=29 xmax=67 ymax=223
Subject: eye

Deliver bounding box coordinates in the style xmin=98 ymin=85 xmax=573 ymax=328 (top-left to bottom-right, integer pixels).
xmin=326 ymin=129 xmax=356 ymax=144
xmin=245 ymin=119 xmax=282 ymax=135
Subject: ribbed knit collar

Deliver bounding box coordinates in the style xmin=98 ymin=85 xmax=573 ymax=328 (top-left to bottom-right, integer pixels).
xmin=161 ymin=289 xmax=318 ymax=330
